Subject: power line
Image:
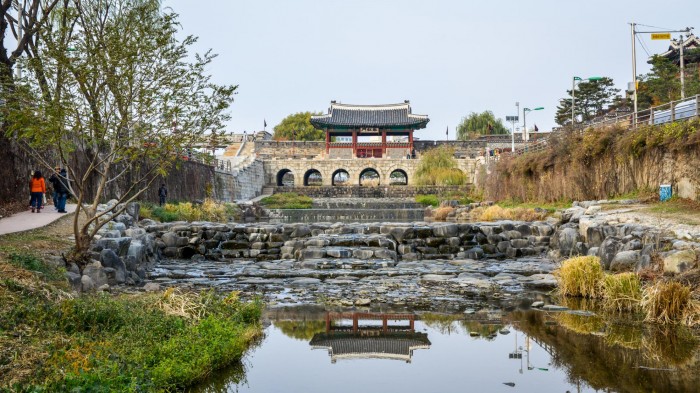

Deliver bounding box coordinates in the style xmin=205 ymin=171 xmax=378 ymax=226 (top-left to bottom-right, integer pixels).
xmin=636 ymin=35 xmax=652 ymax=58
xmin=636 ymin=23 xmax=676 ymax=31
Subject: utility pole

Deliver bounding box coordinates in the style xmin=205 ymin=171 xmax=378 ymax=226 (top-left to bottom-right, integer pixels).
xmin=680 ymin=34 xmax=685 ymax=99
xmin=630 ymin=23 xmax=693 ymax=125
xmin=630 ymin=23 xmax=637 ymax=127
xmin=15 ymin=1 xmax=24 ymax=79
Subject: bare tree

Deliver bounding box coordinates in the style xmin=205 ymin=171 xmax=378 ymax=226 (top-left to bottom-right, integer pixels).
xmin=4 ymin=0 xmax=236 ymax=269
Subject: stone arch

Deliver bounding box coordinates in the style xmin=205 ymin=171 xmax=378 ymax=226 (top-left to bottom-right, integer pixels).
xmin=303 ymin=169 xmax=322 ymax=186
xmin=389 ymin=168 xmax=408 ymax=185
xmin=276 ymin=169 xmax=295 ymax=187
xmin=332 ymin=169 xmax=350 ymax=186
xmin=359 ymin=168 xmax=381 ymax=186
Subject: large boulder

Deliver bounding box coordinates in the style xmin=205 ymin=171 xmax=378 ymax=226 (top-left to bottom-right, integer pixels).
xmin=125 ymin=202 xmax=140 ymax=221
xmin=433 ymin=224 xmax=458 ymax=238
xmin=95 ymin=237 xmax=132 ymax=256
xmin=100 ymin=249 xmax=121 ymax=269
xmin=597 ymin=237 xmax=621 ymax=270
xmin=557 ymin=227 xmax=579 ymax=256
xmin=663 ymin=249 xmax=698 ymax=274
xmin=609 ymin=250 xmax=641 ymax=272
xmin=82 ymin=263 xmax=108 ymax=289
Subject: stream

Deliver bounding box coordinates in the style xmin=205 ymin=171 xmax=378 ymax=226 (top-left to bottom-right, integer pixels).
xmin=190 ymin=306 xmax=700 ymax=393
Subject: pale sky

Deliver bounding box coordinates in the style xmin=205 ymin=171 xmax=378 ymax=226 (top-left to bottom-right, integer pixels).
xmin=165 ymin=0 xmax=698 ymax=140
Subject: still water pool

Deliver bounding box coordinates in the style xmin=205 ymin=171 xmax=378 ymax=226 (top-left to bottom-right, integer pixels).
xmin=193 ymin=308 xmax=700 ymax=393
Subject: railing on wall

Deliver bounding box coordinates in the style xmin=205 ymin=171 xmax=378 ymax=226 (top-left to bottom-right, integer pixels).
xmin=586 ymin=94 xmax=700 ymax=129
xmin=502 ymin=95 xmax=700 ymax=158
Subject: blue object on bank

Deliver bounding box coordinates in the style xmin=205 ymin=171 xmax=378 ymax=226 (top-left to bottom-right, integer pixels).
xmin=660 ymin=184 xmax=672 ymax=202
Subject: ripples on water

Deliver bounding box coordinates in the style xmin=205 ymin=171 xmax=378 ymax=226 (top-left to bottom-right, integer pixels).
xmin=191 ymin=308 xmax=700 ymax=393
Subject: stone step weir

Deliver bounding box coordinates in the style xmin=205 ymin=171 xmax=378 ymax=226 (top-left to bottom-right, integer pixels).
xmin=311 ymin=198 xmax=424 ymax=210
xmin=266 ymin=208 xmax=426 ymax=223
xmin=145 ymin=221 xmax=555 ymax=263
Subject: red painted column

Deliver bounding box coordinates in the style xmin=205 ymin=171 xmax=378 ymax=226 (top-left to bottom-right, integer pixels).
xmin=382 ymin=130 xmax=387 ymax=157
xmin=408 ymin=131 xmax=414 ymax=152
xmin=352 ymin=130 xmax=357 ymax=158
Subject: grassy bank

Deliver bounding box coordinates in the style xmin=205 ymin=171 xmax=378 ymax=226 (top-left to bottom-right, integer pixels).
xmin=484 ymin=119 xmax=700 ymax=202
xmin=0 ymin=259 xmax=262 ymax=391
xmin=0 ymin=217 xmax=262 ymax=391
xmin=259 ymin=193 xmax=312 ymax=209
xmin=140 ymin=199 xmax=241 ymax=223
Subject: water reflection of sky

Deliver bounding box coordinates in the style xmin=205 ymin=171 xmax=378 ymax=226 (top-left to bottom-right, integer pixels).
xmin=211 ymin=321 xmax=595 ymax=393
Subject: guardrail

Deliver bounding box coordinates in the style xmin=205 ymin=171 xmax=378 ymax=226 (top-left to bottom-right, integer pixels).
xmin=586 ymin=94 xmax=700 ymax=129
xmin=502 ymin=94 xmax=700 ymax=159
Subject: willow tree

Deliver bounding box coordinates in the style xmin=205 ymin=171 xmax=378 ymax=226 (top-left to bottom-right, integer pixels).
xmin=4 ymin=0 xmax=236 ymax=268
xmin=415 ymin=146 xmax=466 ymax=186
xmin=456 ymin=111 xmax=509 ymax=140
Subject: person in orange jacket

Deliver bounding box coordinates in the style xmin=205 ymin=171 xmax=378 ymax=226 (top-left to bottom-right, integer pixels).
xmin=29 ymin=170 xmax=46 ymax=213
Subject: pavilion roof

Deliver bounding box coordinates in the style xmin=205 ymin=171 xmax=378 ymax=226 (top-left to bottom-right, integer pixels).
xmin=310 ymin=331 xmax=431 ymax=362
xmin=311 ymin=102 xmax=429 ymax=129
xmin=654 ymin=34 xmax=700 ymax=64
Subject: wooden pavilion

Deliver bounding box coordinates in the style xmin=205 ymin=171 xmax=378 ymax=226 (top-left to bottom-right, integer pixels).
xmin=310 ymin=101 xmax=429 ymax=159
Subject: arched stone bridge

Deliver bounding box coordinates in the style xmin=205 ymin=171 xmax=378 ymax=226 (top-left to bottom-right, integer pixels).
xmin=262 ymin=158 xmax=480 ymax=187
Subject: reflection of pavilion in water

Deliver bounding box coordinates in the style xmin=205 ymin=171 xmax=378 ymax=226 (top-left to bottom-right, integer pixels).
xmin=310 ymin=312 xmax=431 ymax=363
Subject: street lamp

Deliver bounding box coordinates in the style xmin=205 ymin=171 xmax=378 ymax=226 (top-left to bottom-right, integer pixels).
xmin=523 ymin=107 xmax=543 ymax=141
xmin=572 ymin=76 xmax=603 ymax=127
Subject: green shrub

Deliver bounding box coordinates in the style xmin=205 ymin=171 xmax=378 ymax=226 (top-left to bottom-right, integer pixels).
xmin=143 ymin=199 xmax=240 ymax=222
xmin=415 ymin=146 xmax=466 ymax=186
xmin=259 ymin=193 xmax=312 ymax=209
xmin=8 ymin=252 xmax=63 ymax=281
xmin=415 ymin=194 xmax=439 ymax=207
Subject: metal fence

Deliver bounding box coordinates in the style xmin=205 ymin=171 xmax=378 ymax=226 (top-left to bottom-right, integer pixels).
xmin=586 ymin=94 xmax=700 ymax=130
xmin=504 ymin=94 xmax=700 ymax=158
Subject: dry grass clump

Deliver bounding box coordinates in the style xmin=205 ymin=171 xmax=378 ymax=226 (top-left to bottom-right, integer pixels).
xmin=602 ymin=273 xmax=642 ymax=312
xmin=433 ymin=206 xmax=454 ymax=221
xmin=641 ymin=281 xmax=692 ymax=325
xmin=555 ymin=312 xmax=605 ymax=335
xmin=155 ymin=288 xmax=208 ymax=321
xmin=475 ymin=205 xmax=548 ymax=222
xmin=553 ymin=256 xmax=604 ymax=298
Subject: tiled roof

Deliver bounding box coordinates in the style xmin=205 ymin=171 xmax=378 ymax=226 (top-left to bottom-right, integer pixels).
xmin=311 ymin=102 xmax=429 ymax=129
xmin=655 ymin=34 xmax=700 ymax=64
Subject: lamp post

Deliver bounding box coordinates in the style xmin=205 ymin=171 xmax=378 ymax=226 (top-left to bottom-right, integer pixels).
xmin=523 ymin=107 xmax=543 ymax=142
xmin=572 ymin=76 xmax=603 ymax=127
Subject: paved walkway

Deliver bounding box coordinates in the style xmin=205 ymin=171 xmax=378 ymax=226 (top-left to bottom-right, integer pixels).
xmin=0 ymin=203 xmax=77 ymax=236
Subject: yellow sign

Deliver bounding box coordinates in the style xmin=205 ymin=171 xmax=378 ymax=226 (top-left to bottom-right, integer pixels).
xmin=651 ymin=33 xmax=671 ymax=40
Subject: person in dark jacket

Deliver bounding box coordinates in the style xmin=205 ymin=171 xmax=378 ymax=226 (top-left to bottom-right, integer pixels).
xmin=158 ymin=184 xmax=168 ymax=206
xmin=55 ymin=168 xmax=69 ymax=213
xmin=48 ymin=166 xmax=61 ymax=211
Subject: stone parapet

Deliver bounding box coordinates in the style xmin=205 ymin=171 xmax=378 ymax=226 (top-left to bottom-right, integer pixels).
xmin=272 ymin=185 xmax=471 ymax=198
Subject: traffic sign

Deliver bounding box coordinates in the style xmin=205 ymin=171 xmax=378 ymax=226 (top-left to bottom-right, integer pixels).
xmin=651 ymin=33 xmax=671 ymax=40
xmin=506 ymin=116 xmax=519 ymax=122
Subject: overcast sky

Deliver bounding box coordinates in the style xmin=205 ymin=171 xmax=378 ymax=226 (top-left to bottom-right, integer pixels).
xmin=164 ymin=0 xmax=698 ymax=140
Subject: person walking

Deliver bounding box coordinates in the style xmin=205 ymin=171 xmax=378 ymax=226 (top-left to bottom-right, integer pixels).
xmin=158 ymin=184 xmax=168 ymax=206
xmin=55 ymin=168 xmax=69 ymax=213
xmin=29 ymin=170 xmax=46 ymax=213
xmin=48 ymin=166 xmax=61 ymax=211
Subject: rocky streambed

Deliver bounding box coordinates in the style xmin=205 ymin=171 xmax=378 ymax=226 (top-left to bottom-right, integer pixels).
xmin=77 ymin=199 xmax=700 ymax=312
